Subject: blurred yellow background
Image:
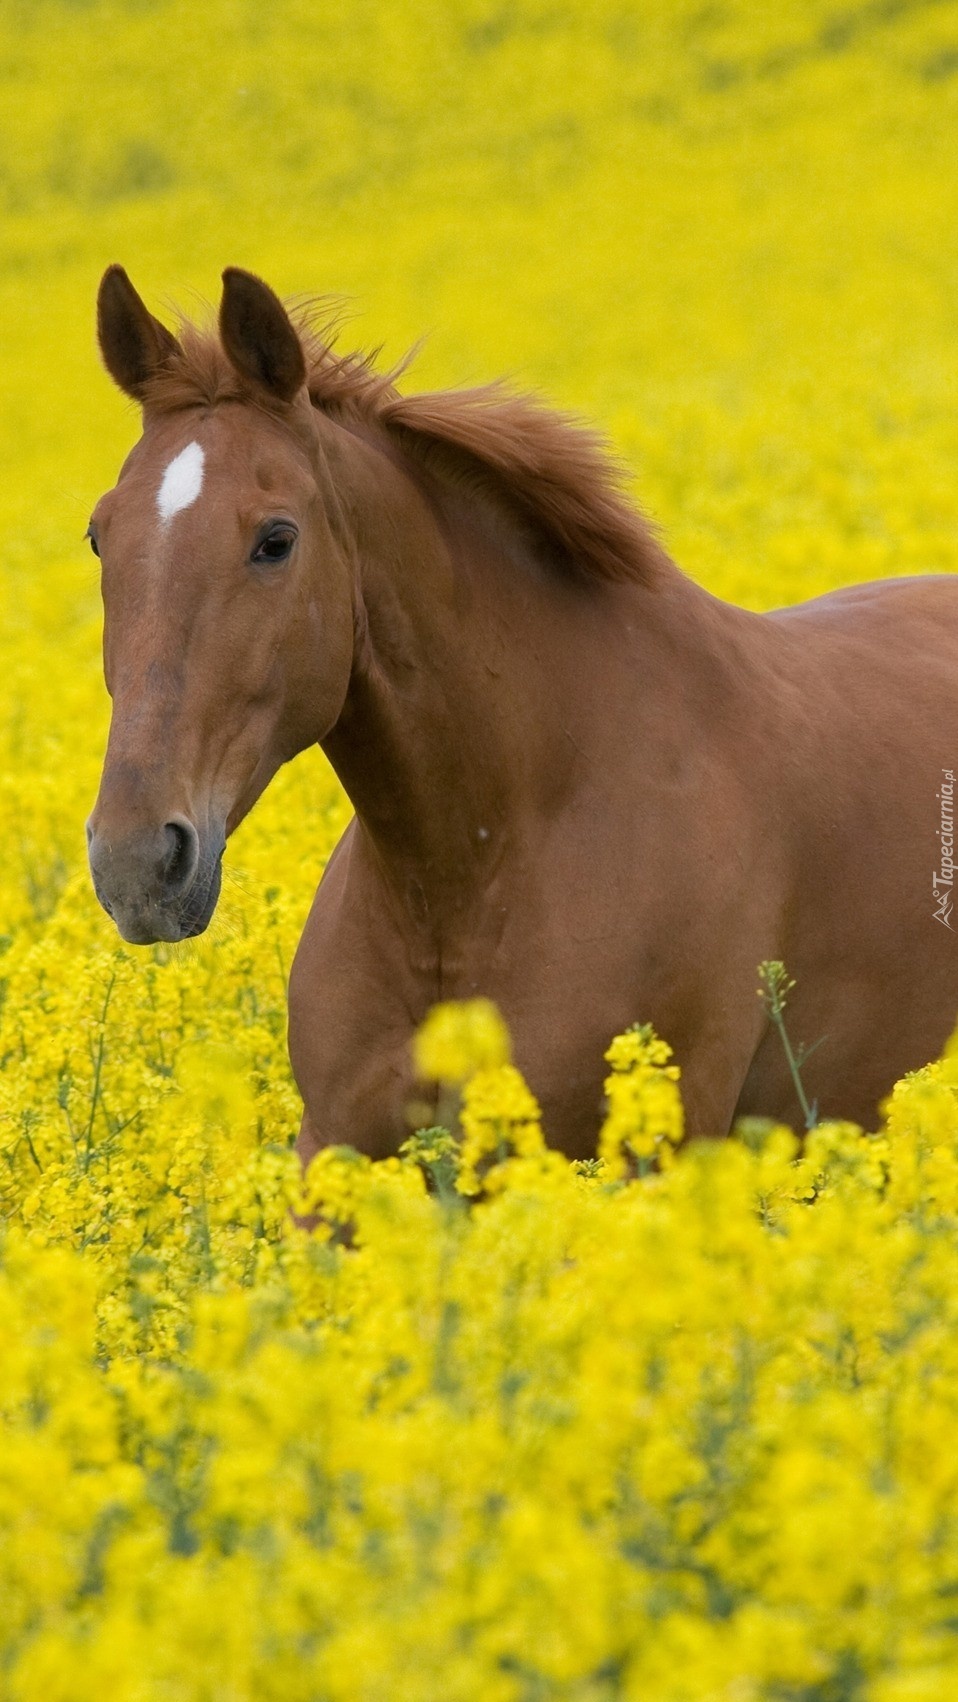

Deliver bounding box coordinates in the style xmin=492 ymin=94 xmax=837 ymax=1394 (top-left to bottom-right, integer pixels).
xmin=7 ymin=0 xmax=958 ymax=600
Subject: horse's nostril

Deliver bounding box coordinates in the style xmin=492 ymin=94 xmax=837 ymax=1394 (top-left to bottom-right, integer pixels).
xmin=162 ymin=817 xmax=200 ymax=895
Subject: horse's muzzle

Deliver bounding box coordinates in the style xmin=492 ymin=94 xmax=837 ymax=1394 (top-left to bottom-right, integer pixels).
xmin=86 ymin=813 xmax=224 ymax=944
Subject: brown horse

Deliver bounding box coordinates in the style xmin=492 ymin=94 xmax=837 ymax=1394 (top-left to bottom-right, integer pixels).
xmin=87 ymin=264 xmax=958 ymax=1158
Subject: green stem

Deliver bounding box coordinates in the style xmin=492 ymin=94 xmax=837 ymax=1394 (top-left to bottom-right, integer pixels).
xmin=85 ymin=969 xmax=117 ymax=1162
xmin=768 ymin=1006 xmax=816 ymax=1131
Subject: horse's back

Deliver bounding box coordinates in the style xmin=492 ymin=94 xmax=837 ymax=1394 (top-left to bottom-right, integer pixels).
xmin=772 ymin=571 xmax=958 ymax=648
xmin=767 ymin=572 xmax=958 ymax=730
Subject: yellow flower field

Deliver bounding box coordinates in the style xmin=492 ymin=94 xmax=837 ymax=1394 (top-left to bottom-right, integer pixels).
xmin=6 ymin=1 xmax=958 ymax=1695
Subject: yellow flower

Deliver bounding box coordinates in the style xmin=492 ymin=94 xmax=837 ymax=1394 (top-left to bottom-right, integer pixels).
xmin=456 ymin=1063 xmax=545 ymax=1194
xmin=412 ymin=998 xmax=512 ymax=1085
xmin=597 ymin=1023 xmax=684 ymax=1177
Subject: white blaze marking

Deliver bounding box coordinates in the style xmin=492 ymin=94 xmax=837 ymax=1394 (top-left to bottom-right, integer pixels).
xmin=156 ymin=441 xmax=205 ymax=523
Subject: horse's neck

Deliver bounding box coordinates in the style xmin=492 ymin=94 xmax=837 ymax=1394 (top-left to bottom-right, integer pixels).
xmin=321 ymin=427 xmax=540 ymax=890
xmin=319 ymin=418 xmax=709 ymax=914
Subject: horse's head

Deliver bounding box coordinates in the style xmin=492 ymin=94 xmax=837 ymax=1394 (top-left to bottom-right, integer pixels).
xmin=87 ymin=266 xmax=356 ymax=943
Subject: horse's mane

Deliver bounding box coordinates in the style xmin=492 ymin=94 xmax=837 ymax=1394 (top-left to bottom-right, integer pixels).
xmin=140 ymin=311 xmax=666 ymax=587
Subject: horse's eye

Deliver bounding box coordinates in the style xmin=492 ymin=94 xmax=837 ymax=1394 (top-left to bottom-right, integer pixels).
xmin=252 ymin=523 xmax=298 ymax=566
xmin=86 ymin=526 xmax=100 ymax=558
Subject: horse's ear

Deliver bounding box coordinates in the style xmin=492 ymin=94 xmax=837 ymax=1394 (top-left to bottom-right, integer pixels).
xmin=219 ymin=267 xmax=307 ymax=403
xmin=97 ymin=265 xmax=180 ymax=402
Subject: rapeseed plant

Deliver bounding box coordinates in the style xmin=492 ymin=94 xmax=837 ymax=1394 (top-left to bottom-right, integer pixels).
xmin=5 ymin=1017 xmax=958 ymax=1697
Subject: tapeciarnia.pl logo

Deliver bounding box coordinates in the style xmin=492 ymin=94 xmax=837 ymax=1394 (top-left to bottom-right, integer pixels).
xmin=934 ymin=768 xmax=955 ymax=929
